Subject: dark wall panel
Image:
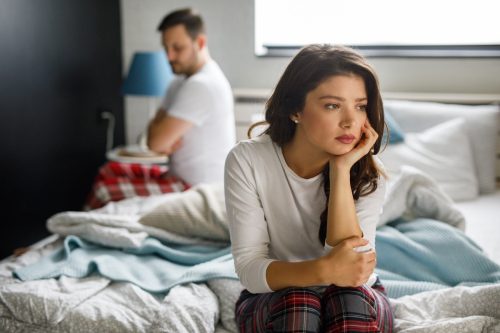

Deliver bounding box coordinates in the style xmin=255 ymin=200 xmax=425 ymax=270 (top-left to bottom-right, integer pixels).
xmin=0 ymin=0 xmax=124 ymax=258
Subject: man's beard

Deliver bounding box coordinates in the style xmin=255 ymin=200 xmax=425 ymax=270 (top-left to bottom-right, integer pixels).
xmin=170 ymin=62 xmax=196 ymax=76
xmin=169 ymin=62 xmax=182 ymax=74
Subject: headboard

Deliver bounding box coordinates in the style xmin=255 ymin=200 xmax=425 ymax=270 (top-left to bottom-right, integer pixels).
xmin=382 ymin=92 xmax=500 ymax=105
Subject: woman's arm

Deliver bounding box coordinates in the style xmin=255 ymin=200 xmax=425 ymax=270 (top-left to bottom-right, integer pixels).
xmin=325 ymin=164 xmax=362 ymax=247
xmin=226 ymin=129 xmax=381 ymax=292
xmin=225 ymin=144 xmax=375 ymax=292
xmin=266 ymin=236 xmax=375 ymax=290
xmin=225 ymin=146 xmax=275 ymax=293
xmin=326 ymin=120 xmax=379 ymax=247
xmin=267 ymin=163 xmax=384 ymax=291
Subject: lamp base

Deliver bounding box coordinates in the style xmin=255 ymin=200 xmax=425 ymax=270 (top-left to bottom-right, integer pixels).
xmin=148 ymin=98 xmax=158 ymax=119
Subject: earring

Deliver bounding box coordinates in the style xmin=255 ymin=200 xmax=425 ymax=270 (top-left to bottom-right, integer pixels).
xmin=293 ymin=119 xmax=299 ymax=124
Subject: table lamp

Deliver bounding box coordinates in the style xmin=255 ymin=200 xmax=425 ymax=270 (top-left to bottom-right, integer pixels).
xmin=122 ymin=51 xmax=173 ymax=118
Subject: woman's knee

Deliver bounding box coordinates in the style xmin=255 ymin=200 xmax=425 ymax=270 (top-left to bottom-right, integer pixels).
xmin=322 ymin=285 xmax=392 ymax=332
xmin=267 ymin=287 xmax=323 ymax=332
xmin=323 ymin=284 xmax=377 ymax=315
xmin=324 ymin=286 xmax=376 ymax=324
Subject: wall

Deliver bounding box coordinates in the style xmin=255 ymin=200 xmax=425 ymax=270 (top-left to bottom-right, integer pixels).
xmin=121 ymin=0 xmax=500 ymax=143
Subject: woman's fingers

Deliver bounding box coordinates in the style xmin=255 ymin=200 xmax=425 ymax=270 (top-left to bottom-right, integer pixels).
xmin=362 ymin=120 xmax=378 ymax=153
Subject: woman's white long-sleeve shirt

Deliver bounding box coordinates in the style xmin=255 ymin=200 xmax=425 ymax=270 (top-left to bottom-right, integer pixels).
xmin=224 ymin=135 xmax=386 ymax=293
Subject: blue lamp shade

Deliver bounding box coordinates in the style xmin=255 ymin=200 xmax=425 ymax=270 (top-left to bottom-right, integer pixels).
xmin=122 ymin=51 xmax=173 ymax=97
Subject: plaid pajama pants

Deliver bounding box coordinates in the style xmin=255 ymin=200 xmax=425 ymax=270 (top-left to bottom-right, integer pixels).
xmin=84 ymin=162 xmax=190 ymax=210
xmin=235 ymin=278 xmax=393 ymax=333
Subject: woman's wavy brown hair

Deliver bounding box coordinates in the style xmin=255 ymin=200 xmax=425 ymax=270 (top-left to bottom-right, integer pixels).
xmin=259 ymin=44 xmax=385 ymax=245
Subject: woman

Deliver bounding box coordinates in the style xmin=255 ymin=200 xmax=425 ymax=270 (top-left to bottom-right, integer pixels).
xmin=224 ymin=44 xmax=393 ymax=332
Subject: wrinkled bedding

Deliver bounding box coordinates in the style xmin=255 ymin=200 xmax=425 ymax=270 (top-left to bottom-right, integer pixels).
xmin=1 ymin=167 xmax=499 ymax=333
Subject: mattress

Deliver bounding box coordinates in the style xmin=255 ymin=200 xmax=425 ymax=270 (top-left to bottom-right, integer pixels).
xmin=454 ymin=189 xmax=500 ymax=264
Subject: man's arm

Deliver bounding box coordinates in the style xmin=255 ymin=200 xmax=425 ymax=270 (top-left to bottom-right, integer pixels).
xmin=147 ymin=108 xmax=193 ymax=154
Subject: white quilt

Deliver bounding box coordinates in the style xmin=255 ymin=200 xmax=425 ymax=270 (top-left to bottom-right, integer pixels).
xmin=391 ymin=284 xmax=500 ymax=332
xmin=1 ymin=168 xmax=498 ymax=333
xmin=46 ymin=183 xmax=228 ymax=248
xmin=379 ymin=165 xmax=465 ymax=229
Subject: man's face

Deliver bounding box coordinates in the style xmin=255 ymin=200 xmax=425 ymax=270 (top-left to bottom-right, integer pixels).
xmin=161 ymin=24 xmax=201 ymax=76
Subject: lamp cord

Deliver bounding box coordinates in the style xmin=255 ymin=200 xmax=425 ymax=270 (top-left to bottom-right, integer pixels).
xmin=100 ymin=111 xmax=115 ymax=152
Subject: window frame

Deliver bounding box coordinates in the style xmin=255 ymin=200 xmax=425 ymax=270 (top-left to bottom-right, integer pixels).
xmin=261 ymin=44 xmax=500 ymax=58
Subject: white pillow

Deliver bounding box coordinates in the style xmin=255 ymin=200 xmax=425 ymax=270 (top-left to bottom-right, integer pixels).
xmin=138 ymin=183 xmax=229 ymax=242
xmin=379 ymin=118 xmax=479 ymax=201
xmin=384 ymin=100 xmax=499 ymax=194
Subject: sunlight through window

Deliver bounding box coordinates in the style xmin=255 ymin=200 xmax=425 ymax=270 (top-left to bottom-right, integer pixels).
xmin=255 ymin=0 xmax=500 ymax=57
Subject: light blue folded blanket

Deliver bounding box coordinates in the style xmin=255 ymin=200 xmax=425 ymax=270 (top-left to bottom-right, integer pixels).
xmin=14 ymin=218 xmax=500 ymax=298
xmin=14 ymin=236 xmax=237 ymax=293
xmin=376 ymin=218 xmax=500 ymax=298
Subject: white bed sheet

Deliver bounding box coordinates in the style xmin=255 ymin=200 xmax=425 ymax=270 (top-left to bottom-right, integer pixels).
xmin=455 ymin=189 xmax=500 ymax=265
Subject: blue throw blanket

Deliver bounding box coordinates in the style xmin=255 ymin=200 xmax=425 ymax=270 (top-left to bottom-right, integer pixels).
xmin=15 ymin=218 xmax=500 ymax=297
xmin=376 ymin=218 xmax=500 ymax=298
xmin=14 ymin=236 xmax=237 ymax=293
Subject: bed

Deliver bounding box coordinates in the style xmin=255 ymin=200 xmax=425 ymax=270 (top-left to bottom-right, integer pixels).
xmin=1 ymin=95 xmax=499 ymax=333
xmin=380 ymin=97 xmax=500 ymax=264
xmin=454 ymin=191 xmax=500 ymax=263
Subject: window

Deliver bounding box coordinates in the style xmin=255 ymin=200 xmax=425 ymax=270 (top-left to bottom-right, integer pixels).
xmin=255 ymin=0 xmax=500 ymax=57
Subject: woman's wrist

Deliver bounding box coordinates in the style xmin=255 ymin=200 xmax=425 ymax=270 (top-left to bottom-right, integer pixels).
xmin=329 ymin=159 xmax=351 ymax=175
xmin=329 ymin=163 xmax=351 ymax=186
xmin=315 ymin=256 xmax=336 ymax=286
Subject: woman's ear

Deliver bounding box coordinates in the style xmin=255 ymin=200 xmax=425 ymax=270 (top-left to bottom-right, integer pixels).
xmin=289 ymin=113 xmax=301 ymax=124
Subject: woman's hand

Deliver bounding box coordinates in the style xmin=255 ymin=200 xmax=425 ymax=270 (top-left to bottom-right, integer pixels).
xmin=318 ymin=237 xmax=377 ymax=287
xmin=331 ymin=119 xmax=378 ymax=171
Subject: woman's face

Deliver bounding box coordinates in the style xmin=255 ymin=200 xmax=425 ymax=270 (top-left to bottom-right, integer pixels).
xmin=293 ymin=74 xmax=369 ymax=156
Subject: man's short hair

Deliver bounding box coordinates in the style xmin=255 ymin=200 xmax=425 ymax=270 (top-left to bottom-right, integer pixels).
xmin=157 ymin=8 xmax=205 ymax=39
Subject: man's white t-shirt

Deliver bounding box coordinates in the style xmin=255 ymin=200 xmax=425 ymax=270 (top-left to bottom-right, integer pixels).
xmin=224 ymin=134 xmax=386 ymax=294
xmin=161 ymin=60 xmax=235 ymax=185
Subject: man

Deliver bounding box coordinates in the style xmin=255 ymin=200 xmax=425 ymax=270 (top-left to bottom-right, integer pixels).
xmin=84 ymin=8 xmax=234 ymax=210
xmin=146 ymin=8 xmax=235 ymax=185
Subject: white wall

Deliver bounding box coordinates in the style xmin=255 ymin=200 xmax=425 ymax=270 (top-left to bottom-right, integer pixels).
xmin=121 ymin=0 xmax=500 ymax=144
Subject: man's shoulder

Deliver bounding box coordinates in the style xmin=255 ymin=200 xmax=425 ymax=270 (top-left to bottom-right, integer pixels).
xmin=191 ymin=61 xmax=229 ymax=84
xmin=181 ymin=65 xmax=229 ymax=94
xmin=200 ymin=59 xmax=225 ymax=76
